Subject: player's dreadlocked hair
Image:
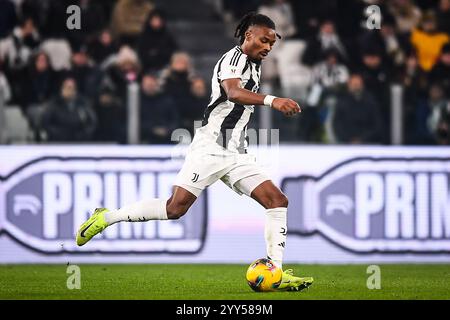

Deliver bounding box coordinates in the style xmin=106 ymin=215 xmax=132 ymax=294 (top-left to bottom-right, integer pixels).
xmin=234 ymin=12 xmax=281 ymax=44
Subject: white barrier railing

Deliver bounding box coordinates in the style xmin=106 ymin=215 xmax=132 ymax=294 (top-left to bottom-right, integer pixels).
xmin=127 ymin=82 xmax=140 ymax=145
xmin=391 ymin=84 xmax=403 ymax=145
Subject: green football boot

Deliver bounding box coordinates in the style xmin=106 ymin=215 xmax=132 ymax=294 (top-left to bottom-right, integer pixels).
xmin=277 ymin=269 xmax=314 ymax=292
xmin=76 ymin=208 xmax=109 ymax=246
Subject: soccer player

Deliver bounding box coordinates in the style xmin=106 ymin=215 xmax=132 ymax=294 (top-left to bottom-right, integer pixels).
xmin=76 ymin=12 xmax=313 ymax=291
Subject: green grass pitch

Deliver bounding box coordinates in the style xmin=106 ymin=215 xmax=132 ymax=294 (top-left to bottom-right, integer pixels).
xmin=1 ymin=264 xmax=449 ymax=300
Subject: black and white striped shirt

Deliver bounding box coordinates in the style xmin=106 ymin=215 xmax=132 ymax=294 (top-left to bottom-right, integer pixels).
xmin=196 ymin=46 xmax=261 ymax=154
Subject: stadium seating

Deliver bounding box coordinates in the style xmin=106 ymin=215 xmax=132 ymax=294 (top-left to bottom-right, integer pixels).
xmin=1 ymin=106 xmax=33 ymax=144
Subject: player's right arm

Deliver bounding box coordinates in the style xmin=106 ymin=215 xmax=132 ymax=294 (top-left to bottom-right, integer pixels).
xmin=218 ymin=50 xmax=300 ymax=117
xmin=221 ymin=79 xmax=301 ymax=117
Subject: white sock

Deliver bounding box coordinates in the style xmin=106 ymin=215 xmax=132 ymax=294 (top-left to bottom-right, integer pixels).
xmin=104 ymin=199 xmax=168 ymax=225
xmin=265 ymin=207 xmax=287 ymax=270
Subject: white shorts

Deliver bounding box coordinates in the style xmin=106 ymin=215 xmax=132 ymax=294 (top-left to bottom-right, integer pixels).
xmin=174 ymin=151 xmax=270 ymax=197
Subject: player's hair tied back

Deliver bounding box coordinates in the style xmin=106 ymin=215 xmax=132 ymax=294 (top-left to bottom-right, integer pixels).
xmin=234 ymin=12 xmax=281 ymax=44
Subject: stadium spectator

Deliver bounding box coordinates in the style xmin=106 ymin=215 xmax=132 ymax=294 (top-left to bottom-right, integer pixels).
xmin=0 ymin=16 xmax=40 ymax=104
xmin=137 ymin=9 xmax=178 ymax=73
xmin=70 ymin=47 xmax=100 ymax=98
xmin=311 ymin=48 xmax=349 ymax=94
xmin=360 ymin=47 xmax=390 ymax=91
xmin=94 ymin=86 xmax=126 ymax=143
xmin=87 ymin=29 xmax=118 ymax=66
xmin=0 ymin=16 xmax=40 ymax=70
xmin=388 ymin=0 xmax=422 ymax=35
xmin=303 ymin=48 xmax=349 ymax=142
xmin=42 ymin=77 xmax=97 ymax=142
xmin=110 ymin=0 xmax=154 ymax=46
xmin=22 ymin=51 xmax=57 ymax=109
xmin=425 ymin=84 xmax=449 ymax=144
xmin=257 ymin=0 xmax=296 ymax=87
xmin=40 ymin=34 xmax=72 ymax=72
xmin=332 ymin=74 xmax=383 ymax=144
xmin=429 ymin=43 xmax=450 ymax=93
xmin=301 ymin=49 xmax=349 ymax=142
xmin=358 ymin=15 xmax=406 ymax=69
xmin=101 ymin=46 xmax=141 ymax=99
xmin=181 ymin=77 xmax=209 ymax=134
xmin=400 ymin=52 xmax=430 ymax=144
xmin=0 ymin=0 xmax=17 ymax=39
xmin=410 ymin=12 xmax=449 ymax=71
xmin=359 ymin=47 xmax=391 ymax=135
xmin=401 ymin=53 xmax=428 ymax=95
xmin=140 ymin=74 xmax=179 ymax=144
xmin=258 ymin=0 xmax=296 ymax=39
xmin=436 ymin=0 xmax=450 ymax=34
xmin=161 ymin=52 xmax=195 ymax=108
xmin=302 ymin=20 xmax=347 ymax=66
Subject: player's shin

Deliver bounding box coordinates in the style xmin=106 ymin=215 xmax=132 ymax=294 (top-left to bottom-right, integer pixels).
xmin=104 ymin=199 xmax=168 ymax=225
xmin=264 ymin=207 xmax=287 ymax=270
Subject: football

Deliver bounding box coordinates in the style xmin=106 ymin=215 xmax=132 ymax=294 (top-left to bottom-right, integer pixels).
xmin=246 ymin=258 xmax=282 ymax=292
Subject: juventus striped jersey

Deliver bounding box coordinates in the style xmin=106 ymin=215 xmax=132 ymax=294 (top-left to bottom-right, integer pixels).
xmin=193 ymin=45 xmax=261 ymax=154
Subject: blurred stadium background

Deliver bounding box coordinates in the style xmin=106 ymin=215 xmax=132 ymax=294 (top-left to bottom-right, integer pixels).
xmin=0 ymin=0 xmax=450 ymax=299
xmin=0 ymin=0 xmax=449 ymax=145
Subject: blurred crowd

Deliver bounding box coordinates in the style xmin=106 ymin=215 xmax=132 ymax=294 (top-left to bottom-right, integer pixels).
xmin=0 ymin=0 xmax=207 ymax=144
xmin=0 ymin=0 xmax=449 ymax=145
xmin=224 ymin=0 xmax=450 ymax=145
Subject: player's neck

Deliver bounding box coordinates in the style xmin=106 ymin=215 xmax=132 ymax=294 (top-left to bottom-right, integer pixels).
xmin=240 ymin=43 xmax=249 ymax=55
xmin=240 ymin=43 xmax=262 ymax=64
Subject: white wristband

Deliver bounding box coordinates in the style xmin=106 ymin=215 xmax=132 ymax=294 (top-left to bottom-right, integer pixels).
xmin=264 ymin=95 xmax=276 ymax=107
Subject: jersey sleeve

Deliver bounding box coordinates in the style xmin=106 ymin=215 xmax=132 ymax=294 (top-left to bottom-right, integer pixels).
xmin=218 ymin=50 xmax=248 ymax=81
